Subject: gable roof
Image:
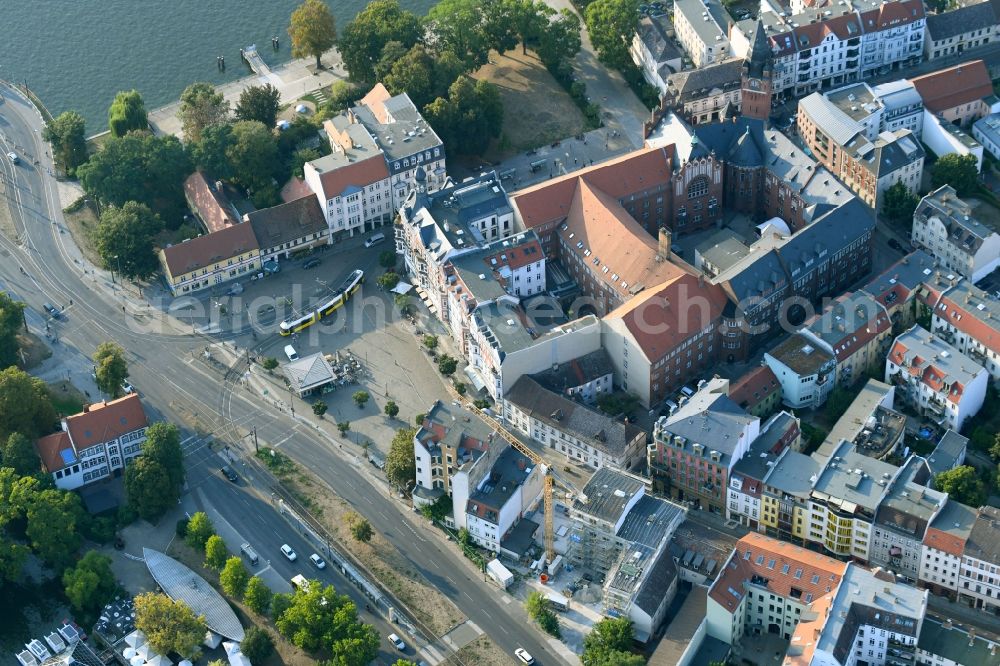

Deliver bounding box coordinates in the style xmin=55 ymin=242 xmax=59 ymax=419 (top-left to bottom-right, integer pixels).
xmin=283 ymin=353 xmax=336 ymax=392
xmin=729 ymin=365 xmax=781 ymax=411
xmin=184 ymin=172 xmax=239 ymax=234
xmin=910 ymin=59 xmax=993 ymax=113
xmin=160 ymin=222 xmax=259 ymax=277
xmin=67 ymin=394 xmax=147 ymax=450
xmin=925 ymin=1 xmax=997 ymax=41
xmin=245 ymin=195 xmax=327 ymax=251
xmin=35 ymin=431 xmax=73 ymax=473
xmin=311 ymin=153 xmax=391 ymax=199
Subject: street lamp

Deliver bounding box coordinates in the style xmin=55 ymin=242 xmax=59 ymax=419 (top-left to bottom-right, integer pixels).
xmin=111 ymin=255 xmax=122 ymax=285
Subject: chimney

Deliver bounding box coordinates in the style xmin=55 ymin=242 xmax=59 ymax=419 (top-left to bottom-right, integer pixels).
xmin=658 ymin=227 xmax=672 ymax=260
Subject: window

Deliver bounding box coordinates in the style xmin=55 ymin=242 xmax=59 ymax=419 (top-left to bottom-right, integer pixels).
xmin=687 ymin=177 xmax=709 ymax=199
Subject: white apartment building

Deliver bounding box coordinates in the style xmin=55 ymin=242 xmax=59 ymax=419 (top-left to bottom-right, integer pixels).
xmin=764 ymin=334 xmax=837 ymax=409
xmin=913 ymin=186 xmax=1000 ymax=284
xmin=885 ymin=325 xmax=988 ymax=432
xmin=919 ymin=500 xmax=976 ymax=598
xmin=925 ymin=276 xmax=1000 ymax=382
xmin=673 ymin=0 xmax=733 ymax=68
xmin=923 ymin=1 xmax=1000 ymax=61
xmin=958 ymin=506 xmax=1000 ymax=613
xmin=464 ymin=445 xmax=543 ymax=553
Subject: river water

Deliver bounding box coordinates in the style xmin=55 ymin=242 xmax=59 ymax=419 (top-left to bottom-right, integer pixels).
xmin=3 ymin=0 xmax=433 ymax=134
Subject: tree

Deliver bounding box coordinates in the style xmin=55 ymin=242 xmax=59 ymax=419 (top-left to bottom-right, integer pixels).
xmin=0 ymin=367 xmax=56 ymax=439
xmin=934 ymin=465 xmax=987 ymax=506
xmin=235 ymin=84 xmax=282 ymax=129
xmin=289 ymin=0 xmax=338 ymax=69
xmin=244 ymin=576 xmax=273 ymax=615
xmin=352 ymin=390 xmax=370 ymax=408
xmin=125 ymin=457 xmax=175 ymax=521
xmin=108 ymin=90 xmax=148 ymax=137
xmin=426 ymin=0 xmax=489 ymax=69
xmin=386 ymin=427 xmax=416 ymax=489
xmin=93 ymin=341 xmax=129 ymax=398
xmin=26 ymin=488 xmax=83 ymax=571
xmin=3 ymin=433 xmax=39 ymax=476
xmin=585 ymin=0 xmax=640 ymax=71
xmin=375 ymin=41 xmax=412 ymax=82
xmin=226 ymin=120 xmax=279 ymax=194
xmin=394 ymin=293 xmax=412 ymax=315
xmin=339 ymin=0 xmax=423 ymax=82
xmin=43 ymin=111 xmax=88 ymax=175
xmin=220 ymin=556 xmax=250 ymax=598
xmin=0 ymin=536 xmax=29 ymax=584
xmin=337 ymin=421 xmax=351 ymax=436
xmin=990 ymin=432 xmax=1000 ymax=461
xmin=271 ymin=592 xmax=294 ymax=621
xmin=239 ymin=627 xmax=274 ymax=663
xmin=185 ymin=511 xmax=215 ymax=550
xmin=325 ymin=81 xmax=364 ymax=114
xmin=204 ymin=534 xmax=228 ymax=570
xmin=437 ymin=354 xmax=458 ymax=375
xmin=524 ymin=591 xmax=560 ymax=637
xmin=379 ymin=250 xmax=397 ymax=269
xmin=262 ymin=357 xmax=279 ymax=371
xmin=0 ymin=291 xmax=25 ymax=370
xmin=536 ymin=9 xmax=582 ymax=68
xmin=509 ymin=0 xmax=554 ymax=55
xmin=824 ymin=388 xmax=856 ymax=423
xmin=275 ymin=580 xmax=379 ymax=660
xmin=384 ymin=401 xmax=399 ymax=418
xmin=143 ymin=422 xmax=185 ymax=492
xmin=347 ymin=513 xmax=373 ymax=542
xmin=191 ymin=123 xmax=235 ymax=179
xmin=424 ymin=76 xmax=503 ymax=155
xmin=414 ymin=413 xmax=426 ymax=427
xmin=134 ymin=592 xmax=207 ymax=660
xmin=179 ymin=82 xmax=229 ymax=143
xmin=377 ymin=271 xmax=399 ymax=290
xmin=881 ymin=181 xmax=919 ymax=224
xmin=62 ymin=550 xmax=116 ymax=613
xmin=312 ymin=401 xmax=328 ymax=417
xmin=423 ymin=334 xmax=438 ymax=350
xmin=932 ymin=153 xmax=979 ymax=196
xmin=94 ymin=202 xmax=162 ymax=280
xmin=292 ymin=147 xmax=322 ymax=179
xmin=582 ymin=618 xmax=641 ymax=666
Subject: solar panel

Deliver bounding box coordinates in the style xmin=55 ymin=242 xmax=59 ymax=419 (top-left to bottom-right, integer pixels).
xmin=59 ymin=449 xmax=77 ymax=466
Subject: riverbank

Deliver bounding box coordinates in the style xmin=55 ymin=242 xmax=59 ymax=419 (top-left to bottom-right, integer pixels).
xmin=145 ymin=47 xmax=346 ymax=138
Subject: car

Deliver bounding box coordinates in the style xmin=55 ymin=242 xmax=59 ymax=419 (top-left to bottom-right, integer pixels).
xmin=388 ymin=634 xmax=406 ymax=651
xmin=309 ymin=553 xmax=326 ymax=569
xmin=515 ymin=648 xmax=535 ymax=664
xmin=302 ymin=257 xmax=321 ymax=269
xmin=221 ymin=466 xmax=239 ymax=483
xmin=121 ymin=381 xmax=135 ymax=395
xmin=280 ymin=544 xmax=297 ymax=561
xmin=6 ymin=151 xmax=18 ymax=164
xmin=888 ymin=238 xmax=904 ymax=252
xmin=43 ymin=302 xmax=58 ymax=316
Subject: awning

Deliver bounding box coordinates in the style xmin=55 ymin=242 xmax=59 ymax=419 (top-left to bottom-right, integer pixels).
xmin=391 ymin=281 xmax=413 ymax=295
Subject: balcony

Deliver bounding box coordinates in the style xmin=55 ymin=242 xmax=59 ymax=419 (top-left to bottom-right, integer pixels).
xmin=925 ymin=400 xmax=946 ymax=416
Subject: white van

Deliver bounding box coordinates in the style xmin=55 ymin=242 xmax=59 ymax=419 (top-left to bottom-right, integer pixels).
xmin=364 ymin=232 xmax=386 ymax=248
xmin=284 ymin=345 xmax=299 ymax=361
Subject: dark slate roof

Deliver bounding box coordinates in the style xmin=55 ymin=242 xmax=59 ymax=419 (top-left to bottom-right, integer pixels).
xmin=245 ymin=196 xmax=327 ymax=251
xmin=665 ymin=58 xmax=743 ymax=103
xmin=745 ymin=19 xmax=771 ymax=79
xmin=926 ymin=2 xmax=999 ymax=42
xmin=728 ymin=126 xmax=765 ymax=167
xmin=637 ymin=15 xmax=684 ymax=63
xmin=530 ymin=349 xmax=614 ymax=394
xmin=634 ymin=551 xmax=679 ymax=615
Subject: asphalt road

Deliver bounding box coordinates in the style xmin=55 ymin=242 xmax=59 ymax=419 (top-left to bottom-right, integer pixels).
xmin=0 ymin=83 xmax=572 ymax=666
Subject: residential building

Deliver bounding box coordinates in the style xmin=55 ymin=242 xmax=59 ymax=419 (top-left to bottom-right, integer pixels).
xmin=916 ymin=617 xmax=1000 ymax=666
xmin=871 ymin=79 xmax=925 ymax=137
xmin=921 ymin=109 xmax=985 ymax=171
xmin=807 ymin=440 xmax=899 ymax=561
xmin=958 ymin=506 xmax=1000 ymax=612
xmin=728 ymin=365 xmax=783 ymax=418
xmin=244 ymin=195 xmax=329 ymax=264
xmin=919 ymin=498 xmax=976 ymax=598
xmin=923 ymin=1 xmax=1000 ymax=61
xmin=184 ymin=172 xmax=240 ymax=233
xmin=764 ymin=334 xmax=837 ymax=410
xmin=661 ymin=58 xmax=744 ymax=124
xmin=504 ymin=375 xmax=646 ymax=471
xmin=706 ymin=533 xmax=848 ymax=645
xmin=34 ymin=395 xmax=148 ymax=491
xmin=869 ymin=457 xmax=947 ymax=581
xmin=925 ymin=429 xmax=968 ymax=479
xmin=816 ymin=378 xmax=899 ymax=461
xmin=798 ymin=92 xmax=925 ymax=210
xmin=973 ymin=111 xmax=1000 ymax=161
xmin=912 ymin=186 xmax=1000 ymax=283
xmin=465 ymin=445 xmax=543 ymax=553
xmin=673 ymin=0 xmax=733 ymax=68
xmin=304 ymin=83 xmax=444 ymax=239
xmin=760 ymin=449 xmax=822 ymax=543
xmin=799 ymin=291 xmax=893 ymax=387
xmin=648 ymin=587 xmax=714 ymax=666
xmin=727 ymin=411 xmax=801 ymax=529
xmin=159 ymin=222 xmax=260 ymax=296
xmin=885 ymin=324 xmax=988 ymax=431
xmin=649 ymin=377 xmax=761 ymax=513
xmin=861 ymin=249 xmax=938 ymax=331
xmin=910 ymin=59 xmax=997 ymax=127
xmin=921 ymin=272 xmax=1000 ymax=382
xmin=526 ymin=348 xmax=614 ymax=405
xmin=632 ymin=14 xmax=685 ymax=93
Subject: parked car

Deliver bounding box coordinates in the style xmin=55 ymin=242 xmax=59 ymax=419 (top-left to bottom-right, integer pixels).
xmin=121 ymin=381 xmax=135 ymax=395
xmin=43 ymin=302 xmax=58 ymax=317
xmin=515 ymin=648 xmax=535 ymax=664
xmin=221 ymin=466 xmax=239 ymax=483
xmin=280 ymin=544 xmax=297 ymax=561
xmin=309 ymin=553 xmax=326 ymax=569
xmin=388 ymin=634 xmax=406 ymax=651
xmin=888 ymin=238 xmax=904 ymax=252
xmin=7 ymin=151 xmax=18 ymax=164
xmin=303 ymin=257 xmax=321 ymax=269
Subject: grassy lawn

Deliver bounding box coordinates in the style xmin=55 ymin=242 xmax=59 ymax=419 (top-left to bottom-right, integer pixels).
xmin=473 ymin=49 xmax=585 ymax=160
xmin=62 ymin=197 xmax=103 ymax=268
xmin=15 ymin=331 xmax=51 ymax=370
xmin=47 ymin=380 xmax=87 ymax=417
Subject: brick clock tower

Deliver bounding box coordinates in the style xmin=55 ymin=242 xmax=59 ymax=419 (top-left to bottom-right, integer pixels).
xmin=741 ymin=20 xmax=773 ymax=122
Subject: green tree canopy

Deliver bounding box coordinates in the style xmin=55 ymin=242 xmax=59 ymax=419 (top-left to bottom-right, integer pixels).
xmin=0 ymin=534 xmax=29 ymax=584
xmin=26 ymin=488 xmax=84 ymax=571
xmin=178 ymin=82 xmax=229 ymax=143
xmin=143 ymin=422 xmax=185 ymax=492
xmin=239 ymin=626 xmax=274 ymax=663
xmin=524 ymin=591 xmax=560 ymax=637
xmin=0 ymin=367 xmax=56 ymax=439
xmin=352 ymin=390 xmax=370 ymax=407
xmin=124 ymin=456 xmax=175 ymax=521
xmin=0 ymin=291 xmax=26 ymax=369
xmin=339 ymin=0 xmax=423 ymax=82
xmin=584 ymin=617 xmax=635 ymax=654
xmin=437 ymin=354 xmax=458 ymax=375
xmin=226 ymin=120 xmax=279 ymax=194
xmin=275 ymin=580 xmax=379 ymax=660
xmin=385 ymin=427 xmax=416 ymax=489
xmin=384 ymin=401 xmax=399 ymax=418
xmin=426 ymin=0 xmax=489 ymax=69
xmin=244 ymin=575 xmax=273 ymax=615
xmin=0 ymin=466 xmax=39 ymax=527
xmin=108 ymin=90 xmax=148 ymax=137
xmin=934 ymin=465 xmax=987 ymax=506
xmin=185 ymin=511 xmax=215 ymax=550
xmin=191 ymin=123 xmax=235 ymax=180
xmin=235 ymin=84 xmax=283 ymax=129
xmin=349 ymin=515 xmax=373 ymax=542
xmin=324 ymin=81 xmax=365 ymax=115
xmin=881 ymin=180 xmax=919 ymax=225
xmin=204 ymin=534 xmax=228 ymax=570
xmin=424 ymin=76 xmax=502 ymax=155
xmin=383 ymin=45 xmax=437 ymax=109
xmin=289 ymin=0 xmax=338 ymax=69
xmin=220 ymin=556 xmax=250 ymax=597
xmin=536 ymin=9 xmax=582 ymax=68
xmin=931 ymin=153 xmax=979 ymax=196
xmin=2 ymin=433 xmax=40 ymax=477
xmin=43 ymin=111 xmax=88 ymax=176
xmin=93 ymin=341 xmax=130 ymax=398
xmin=94 ymin=202 xmax=163 ymax=281
xmin=134 ymin=592 xmax=207 ymax=660
xmin=585 ymin=0 xmax=640 ymax=71
xmin=62 ymin=550 xmax=116 ymax=613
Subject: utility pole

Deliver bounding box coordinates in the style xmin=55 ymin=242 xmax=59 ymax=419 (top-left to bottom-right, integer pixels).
xmin=288 ymin=384 xmax=295 ymax=417
xmin=252 ymin=426 xmax=258 ymax=453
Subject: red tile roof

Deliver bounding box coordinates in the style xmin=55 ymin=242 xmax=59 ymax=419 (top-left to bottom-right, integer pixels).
xmin=280 ymin=176 xmax=314 ymax=203
xmin=66 ymin=394 xmax=147 ymax=449
xmin=911 ymin=60 xmax=993 ymax=113
xmin=358 ymin=83 xmax=393 ymax=124
xmin=938 ymin=293 xmax=1000 ymax=357
xmin=184 ymin=172 xmax=239 ymax=233
xmin=35 ymin=431 xmax=72 ymax=473
xmin=924 ymin=525 xmax=968 ymax=558
xmin=160 ymin=222 xmax=260 ymax=278
xmin=483 ymin=237 xmax=543 ymax=272
xmin=729 ymin=365 xmax=780 ymax=410
xmin=313 ymin=153 xmax=390 ymax=200
xmin=860 ymin=0 xmax=924 ymax=32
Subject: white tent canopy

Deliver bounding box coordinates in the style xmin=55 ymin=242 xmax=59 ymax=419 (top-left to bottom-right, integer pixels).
xmin=124 ymin=631 xmax=147 ymax=648
xmin=130 ymin=656 xmax=145 ymax=666
xmin=135 ymin=644 xmax=153 ymax=660
xmin=178 ymin=660 xmax=193 ymax=666
xmin=390 ymin=281 xmax=413 ymax=295
xmin=223 ymin=641 xmax=251 ymax=666
xmin=146 ymin=654 xmax=173 ymax=666
xmin=203 ymin=631 xmax=222 ymax=649
xmin=122 ymin=648 xmax=137 ymax=660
